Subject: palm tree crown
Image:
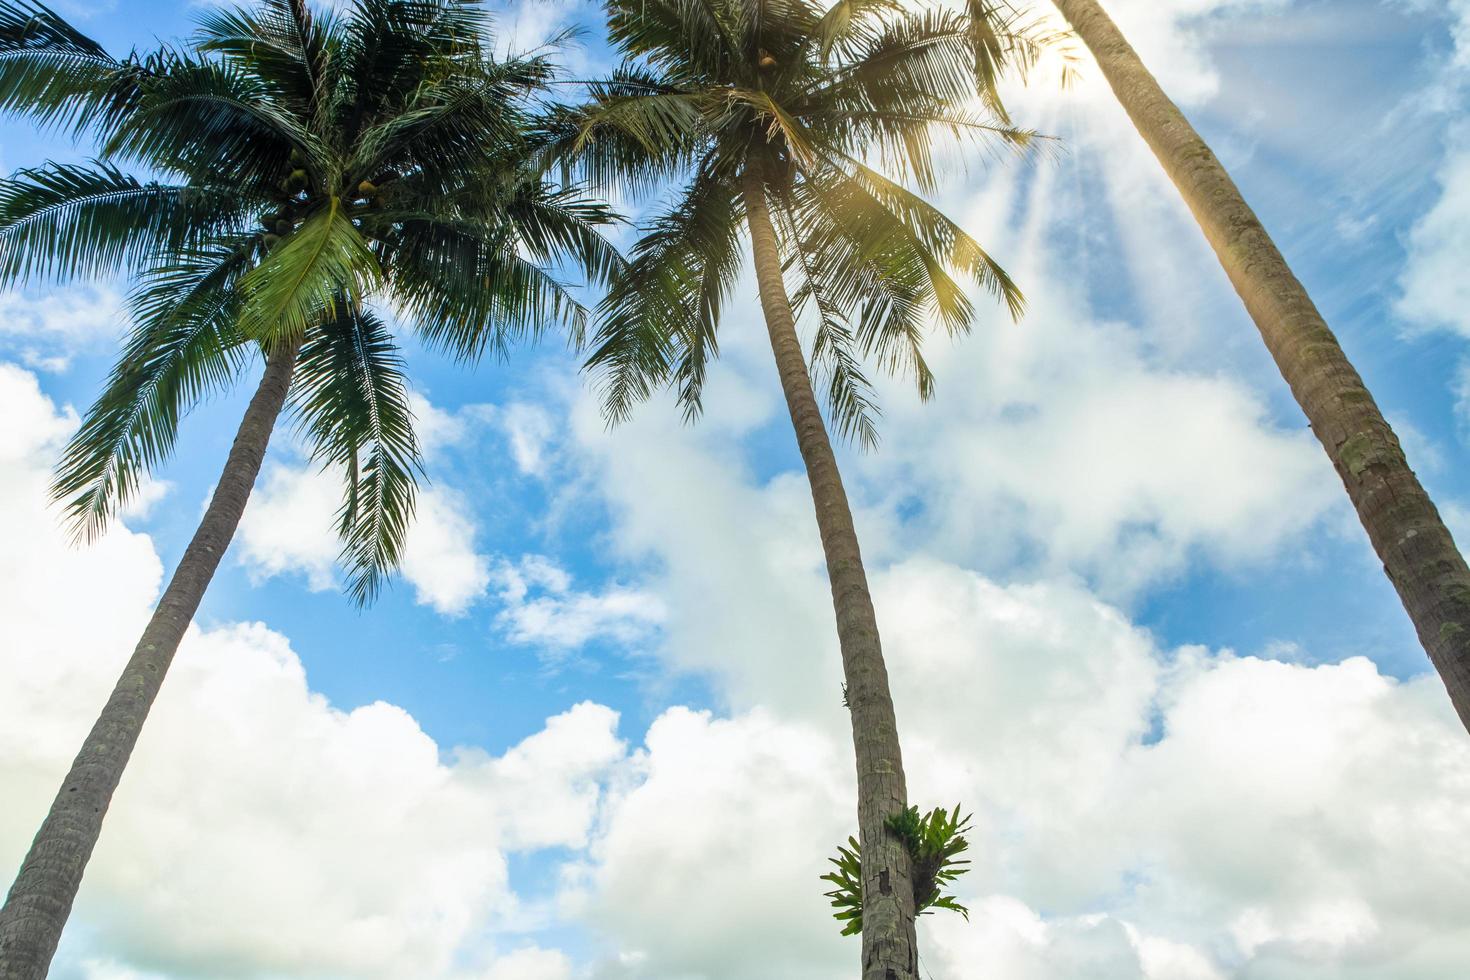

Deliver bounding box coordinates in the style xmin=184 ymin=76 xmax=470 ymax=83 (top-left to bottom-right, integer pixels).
xmin=0 ymin=0 xmax=618 ymax=601
xmin=560 ymin=0 xmax=1052 ymax=440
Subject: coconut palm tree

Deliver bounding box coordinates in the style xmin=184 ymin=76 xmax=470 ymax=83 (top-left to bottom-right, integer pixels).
xmin=1049 ymin=0 xmax=1470 ymax=732
xmin=554 ymin=0 xmax=1042 ymax=974
xmin=0 ymin=1 xmax=616 ymax=973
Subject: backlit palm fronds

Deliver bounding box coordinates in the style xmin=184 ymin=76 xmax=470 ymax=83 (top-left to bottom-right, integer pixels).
xmin=575 ymin=0 xmax=1055 ymax=444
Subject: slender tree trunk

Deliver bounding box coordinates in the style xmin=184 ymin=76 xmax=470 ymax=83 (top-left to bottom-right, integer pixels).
xmin=742 ymin=173 xmax=919 ymax=980
xmin=0 ymin=340 xmax=300 ymax=979
xmin=1052 ymin=0 xmax=1470 ymax=732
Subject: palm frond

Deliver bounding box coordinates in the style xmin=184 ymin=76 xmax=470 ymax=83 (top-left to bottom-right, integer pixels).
xmin=841 ymin=155 xmax=1024 ymax=319
xmin=388 ymin=211 xmax=587 ymax=359
xmin=788 ymin=167 xmax=951 ymax=398
xmin=605 ymin=0 xmax=740 ymax=79
xmin=335 ymin=0 xmax=490 ymax=141
xmin=102 ymin=56 xmax=323 ymax=187
xmin=236 ymin=195 xmax=382 ymax=345
xmin=504 ymin=182 xmax=626 ymax=288
xmin=773 ymin=191 xmax=881 ymax=448
xmin=293 ymin=300 xmax=420 ymax=606
xmin=0 ymin=0 xmax=133 ymax=133
xmin=965 ymin=0 xmax=1078 ymax=115
xmin=812 ymin=0 xmax=898 ymax=61
xmin=50 ymin=240 xmax=253 ymax=539
xmin=801 ymin=8 xmax=977 ymax=109
xmin=348 ymin=67 xmax=523 ymax=192
xmin=194 ymin=0 xmax=336 ymax=124
xmin=574 ymin=76 xmax=710 ymax=170
xmin=0 ymin=160 xmax=252 ymax=283
xmin=586 ymin=165 xmax=742 ymax=421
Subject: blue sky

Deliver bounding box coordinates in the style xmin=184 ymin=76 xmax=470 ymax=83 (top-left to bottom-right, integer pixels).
xmin=4 ymin=1 xmax=1470 ymax=978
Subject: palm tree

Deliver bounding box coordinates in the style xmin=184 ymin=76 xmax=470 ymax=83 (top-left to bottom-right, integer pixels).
xmin=0 ymin=1 xmax=616 ymax=974
xmin=1049 ymin=0 xmax=1470 ymax=732
xmin=555 ymin=1 xmax=1042 ymax=974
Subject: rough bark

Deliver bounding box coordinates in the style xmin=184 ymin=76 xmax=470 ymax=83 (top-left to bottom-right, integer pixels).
xmin=742 ymin=173 xmax=919 ymax=980
xmin=0 ymin=340 xmax=301 ymax=979
xmin=1052 ymin=0 xmax=1470 ymax=732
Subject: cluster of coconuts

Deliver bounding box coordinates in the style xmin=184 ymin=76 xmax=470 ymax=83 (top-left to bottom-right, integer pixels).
xmin=258 ymin=150 xmax=312 ymax=250
xmin=257 ymin=148 xmax=392 ymax=250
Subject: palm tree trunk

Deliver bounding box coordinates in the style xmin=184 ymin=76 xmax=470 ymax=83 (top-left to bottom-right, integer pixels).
xmin=742 ymin=173 xmax=919 ymax=980
xmin=1052 ymin=0 xmax=1470 ymax=732
xmin=0 ymin=340 xmax=300 ymax=980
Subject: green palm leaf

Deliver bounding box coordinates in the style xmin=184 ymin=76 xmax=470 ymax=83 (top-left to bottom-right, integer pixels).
xmin=0 ymin=160 xmax=251 ymax=283
xmin=588 ymin=164 xmax=742 ymax=422
xmin=0 ymin=0 xmax=131 ymax=133
xmin=236 ymin=196 xmax=383 ymax=345
xmin=293 ymin=301 xmax=420 ymax=606
xmin=194 ymin=0 xmax=335 ymax=123
xmin=50 ymin=240 xmax=253 ymax=539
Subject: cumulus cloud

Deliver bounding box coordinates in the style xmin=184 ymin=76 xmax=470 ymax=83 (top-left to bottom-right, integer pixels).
xmin=868 ymin=300 xmax=1336 ymax=595
xmin=1383 ymin=0 xmax=1470 ymax=335
xmin=565 ymin=270 xmax=1334 ymax=711
xmin=398 ymin=485 xmax=494 ymax=614
xmin=492 ymin=555 xmax=665 ymax=651
xmin=0 ymin=286 xmax=126 ymax=372
xmin=499 ymin=402 xmax=558 ymax=477
xmin=567 ymin=560 xmax=1470 ymax=979
xmin=0 ymin=362 xmax=619 ymax=979
xmin=568 ymin=391 xmax=840 ymax=712
xmin=565 ymin=707 xmax=853 ymax=980
xmin=1396 ymin=132 xmax=1470 ymax=337
xmin=234 ymin=459 xmax=341 ymax=590
xmin=484 ymin=946 xmax=574 ymax=980
xmin=408 ymin=389 xmax=473 ymax=457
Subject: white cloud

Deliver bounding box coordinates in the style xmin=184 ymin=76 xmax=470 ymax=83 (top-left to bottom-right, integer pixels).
xmin=234 ymin=460 xmax=341 ymax=590
xmin=566 ymin=560 xmax=1470 ymax=980
xmin=0 ymin=286 xmax=126 ymax=371
xmin=493 ymin=555 xmax=665 ymax=650
xmin=409 ymin=389 xmax=472 ymax=457
xmin=498 ymin=0 xmax=605 ymax=76
xmin=566 ymin=707 xmax=853 ymax=979
xmin=565 ymin=287 xmax=1333 ymax=716
xmin=501 ymin=402 xmax=557 ymax=477
xmin=870 ymin=312 xmax=1335 ymax=595
xmin=399 ymin=486 xmax=493 ymax=615
xmin=1397 ymin=133 xmax=1470 ymax=337
xmin=484 ymin=946 xmax=574 ymax=980
xmin=1074 ymin=0 xmax=1294 ymax=108
xmin=1391 ymin=0 xmax=1470 ymax=333
xmin=0 ymin=362 xmax=617 ymax=979
xmin=116 ymin=475 xmax=173 ymax=522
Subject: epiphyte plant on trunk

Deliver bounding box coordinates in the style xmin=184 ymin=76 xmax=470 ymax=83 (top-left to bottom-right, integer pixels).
xmin=551 ymin=0 xmax=1057 ymax=975
xmin=822 ymin=805 xmax=975 ymax=937
xmin=1050 ymin=0 xmax=1470 ymax=734
xmin=0 ymin=1 xmax=618 ymax=975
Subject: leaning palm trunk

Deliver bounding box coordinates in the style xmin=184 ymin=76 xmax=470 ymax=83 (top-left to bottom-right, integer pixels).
xmin=0 ymin=341 xmax=299 ymax=979
xmin=1052 ymin=0 xmax=1470 ymax=732
xmin=743 ymin=174 xmax=919 ymax=979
